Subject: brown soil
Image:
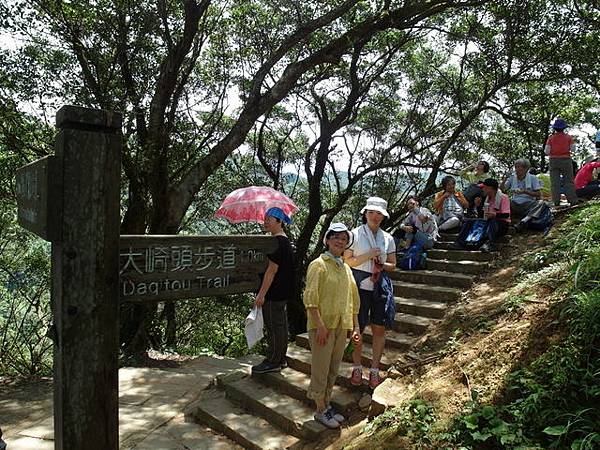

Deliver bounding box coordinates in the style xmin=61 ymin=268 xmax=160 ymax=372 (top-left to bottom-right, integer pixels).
xmin=339 ymin=220 xmax=570 ymax=450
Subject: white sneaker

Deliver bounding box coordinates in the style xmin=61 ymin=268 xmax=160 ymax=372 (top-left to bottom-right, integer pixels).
xmin=314 ymin=409 xmax=340 ymax=428
xmin=327 ymin=404 xmax=345 ymax=423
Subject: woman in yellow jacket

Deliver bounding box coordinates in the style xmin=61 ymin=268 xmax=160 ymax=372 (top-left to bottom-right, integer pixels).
xmin=433 ymin=175 xmax=469 ymax=231
xmin=304 ymin=222 xmax=360 ymax=429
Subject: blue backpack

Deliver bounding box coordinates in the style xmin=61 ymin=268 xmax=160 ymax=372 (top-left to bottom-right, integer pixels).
xmin=463 ymin=219 xmax=488 ymax=249
xmin=399 ymin=243 xmax=427 ymax=270
xmin=526 ymin=202 xmax=553 ymax=232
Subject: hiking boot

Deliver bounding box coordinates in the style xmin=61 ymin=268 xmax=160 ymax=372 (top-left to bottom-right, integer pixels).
xmin=327 ymin=404 xmax=345 ymax=423
xmin=350 ymin=367 xmax=363 ymax=386
xmin=369 ymin=370 xmax=381 ymax=389
xmin=314 ymin=409 xmax=340 ymax=428
xmin=251 ymin=360 xmax=281 ymax=374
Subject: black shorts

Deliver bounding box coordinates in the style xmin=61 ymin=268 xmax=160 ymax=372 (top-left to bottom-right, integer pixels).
xmin=358 ymin=288 xmax=386 ymax=332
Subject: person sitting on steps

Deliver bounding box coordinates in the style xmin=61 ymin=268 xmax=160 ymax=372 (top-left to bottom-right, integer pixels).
xmin=452 ymin=178 xmax=511 ymax=253
xmin=396 ymin=196 xmax=438 ymax=250
xmin=575 ymin=152 xmax=600 ymax=200
xmin=344 ymin=196 xmax=397 ymax=390
xmin=251 ymin=207 xmax=295 ymax=375
xmin=500 ymin=158 xmax=542 ymax=225
xmin=433 ymin=175 xmax=469 ymax=232
xmin=304 ymin=223 xmax=360 ymax=429
xmin=461 ymin=160 xmax=490 ymax=217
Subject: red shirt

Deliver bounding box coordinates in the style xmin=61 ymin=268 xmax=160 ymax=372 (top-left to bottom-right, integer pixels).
xmin=574 ymin=161 xmax=600 ymax=190
xmin=546 ymin=132 xmax=573 ymax=158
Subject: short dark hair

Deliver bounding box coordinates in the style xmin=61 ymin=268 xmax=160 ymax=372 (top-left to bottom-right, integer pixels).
xmin=361 ymin=211 xmax=388 ymax=228
xmin=479 ymin=161 xmax=490 ymax=173
xmin=406 ymin=195 xmax=421 ymax=206
xmin=441 ymin=175 xmax=456 ymax=190
xmin=480 ymin=178 xmax=499 ymax=190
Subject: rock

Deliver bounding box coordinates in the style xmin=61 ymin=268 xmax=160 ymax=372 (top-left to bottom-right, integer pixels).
xmin=369 ymin=378 xmax=406 ymax=419
xmin=386 ymin=367 xmax=403 ymax=379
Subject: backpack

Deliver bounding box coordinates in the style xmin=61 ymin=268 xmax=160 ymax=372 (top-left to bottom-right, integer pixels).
xmin=463 ymin=219 xmax=488 ymax=249
xmin=526 ymin=202 xmax=553 ymax=231
xmin=399 ymin=243 xmax=427 ymax=270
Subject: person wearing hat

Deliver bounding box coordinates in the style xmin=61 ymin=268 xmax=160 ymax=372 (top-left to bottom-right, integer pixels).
xmin=303 ymin=223 xmax=360 ymax=428
xmin=453 ymin=179 xmax=511 ymax=252
xmin=344 ymin=197 xmax=396 ymax=389
xmin=544 ymin=118 xmax=579 ymax=206
xmin=251 ymin=207 xmax=295 ymax=374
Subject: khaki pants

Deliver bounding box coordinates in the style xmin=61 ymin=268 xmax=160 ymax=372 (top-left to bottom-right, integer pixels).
xmin=307 ymin=326 xmax=348 ymax=405
xmin=549 ymin=157 xmax=578 ymax=206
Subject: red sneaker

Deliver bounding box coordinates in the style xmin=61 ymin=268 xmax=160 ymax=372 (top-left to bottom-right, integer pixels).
xmin=350 ymin=367 xmax=363 ymax=386
xmin=369 ymin=371 xmax=381 ymax=389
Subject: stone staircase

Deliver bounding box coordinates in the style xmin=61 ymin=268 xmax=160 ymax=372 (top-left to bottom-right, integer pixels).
xmin=187 ymin=231 xmax=509 ymax=449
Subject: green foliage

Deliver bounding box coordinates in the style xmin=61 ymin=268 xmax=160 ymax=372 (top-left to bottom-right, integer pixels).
xmin=446 ymin=202 xmax=600 ymax=449
xmin=364 ymin=398 xmax=437 ymax=448
xmin=173 ymin=294 xmax=260 ymax=358
xmin=443 ymin=400 xmax=534 ymax=449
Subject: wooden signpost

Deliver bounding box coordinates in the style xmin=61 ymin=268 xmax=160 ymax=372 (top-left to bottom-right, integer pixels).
xmin=15 ymin=105 xmax=277 ymax=450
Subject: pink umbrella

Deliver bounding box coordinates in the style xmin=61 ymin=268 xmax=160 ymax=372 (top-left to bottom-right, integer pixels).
xmin=215 ymin=186 xmax=298 ymax=224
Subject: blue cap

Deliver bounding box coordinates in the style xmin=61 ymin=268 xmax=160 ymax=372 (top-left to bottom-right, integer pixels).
xmin=265 ymin=207 xmax=292 ymax=224
xmin=551 ymin=118 xmax=567 ymax=130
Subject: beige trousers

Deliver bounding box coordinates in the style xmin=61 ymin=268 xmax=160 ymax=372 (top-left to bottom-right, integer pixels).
xmin=307 ymin=326 xmax=348 ymax=405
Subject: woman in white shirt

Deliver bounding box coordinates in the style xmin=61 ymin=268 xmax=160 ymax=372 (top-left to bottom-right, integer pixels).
xmin=343 ymin=197 xmax=396 ymax=389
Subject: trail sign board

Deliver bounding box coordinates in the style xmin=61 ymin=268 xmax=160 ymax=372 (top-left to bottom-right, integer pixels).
xmin=15 ymin=155 xmax=60 ymax=242
xmin=119 ymin=235 xmax=278 ymax=302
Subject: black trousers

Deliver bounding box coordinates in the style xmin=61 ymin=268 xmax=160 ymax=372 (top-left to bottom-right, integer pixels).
xmin=576 ymin=180 xmax=600 ymax=199
xmin=262 ymin=300 xmax=288 ymax=365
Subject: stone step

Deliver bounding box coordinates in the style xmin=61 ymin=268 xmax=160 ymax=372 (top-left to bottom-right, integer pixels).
xmin=189 ymin=388 xmax=300 ymax=450
xmin=285 ymin=343 xmax=371 ymax=391
xmin=392 ymin=281 xmax=463 ymax=302
xmin=389 ymin=269 xmax=473 ymax=289
xmin=217 ymin=371 xmax=328 ymax=441
xmin=427 ymin=248 xmax=493 ymax=262
xmin=434 ymin=241 xmax=508 ymax=251
xmin=252 ymin=367 xmax=360 ymax=416
xmin=361 ymin=328 xmax=414 ymax=350
xmin=426 ymin=258 xmax=489 ymax=275
xmin=395 ymin=297 xmax=448 ymax=319
xmin=393 ymin=313 xmax=435 ymax=335
xmin=438 ymin=232 xmax=511 ymax=243
xmin=295 ymin=333 xmax=402 ymax=370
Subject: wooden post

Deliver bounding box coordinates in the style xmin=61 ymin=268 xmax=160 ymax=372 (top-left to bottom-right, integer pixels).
xmin=52 ymin=106 xmax=121 ymax=450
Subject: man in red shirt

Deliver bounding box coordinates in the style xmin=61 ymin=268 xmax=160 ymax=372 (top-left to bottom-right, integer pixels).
xmin=544 ymin=118 xmax=579 ymax=206
xmin=575 ymin=157 xmax=600 ymax=199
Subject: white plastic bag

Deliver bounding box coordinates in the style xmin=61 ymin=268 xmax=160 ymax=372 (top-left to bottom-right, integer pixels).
xmin=244 ymin=307 xmax=264 ymax=349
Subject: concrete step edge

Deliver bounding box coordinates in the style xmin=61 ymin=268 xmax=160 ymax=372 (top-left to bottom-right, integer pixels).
xmin=221 ymin=372 xmax=328 ymax=441
xmin=188 ymin=388 xmax=300 ymax=450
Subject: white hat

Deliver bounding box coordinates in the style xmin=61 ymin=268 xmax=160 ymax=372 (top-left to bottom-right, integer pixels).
xmin=322 ymin=222 xmax=354 ymax=248
xmin=360 ymin=196 xmax=389 ymax=218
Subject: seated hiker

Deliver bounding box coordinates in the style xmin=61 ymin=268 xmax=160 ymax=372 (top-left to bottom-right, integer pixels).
xmin=397 ymin=196 xmax=438 ymax=250
xmin=501 ymin=158 xmax=541 ymax=221
xmin=461 ymin=160 xmax=490 ymax=217
xmin=434 ymin=175 xmax=469 ymax=231
xmin=453 ymin=178 xmax=511 ymax=252
xmin=575 ymin=155 xmax=600 ymax=200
